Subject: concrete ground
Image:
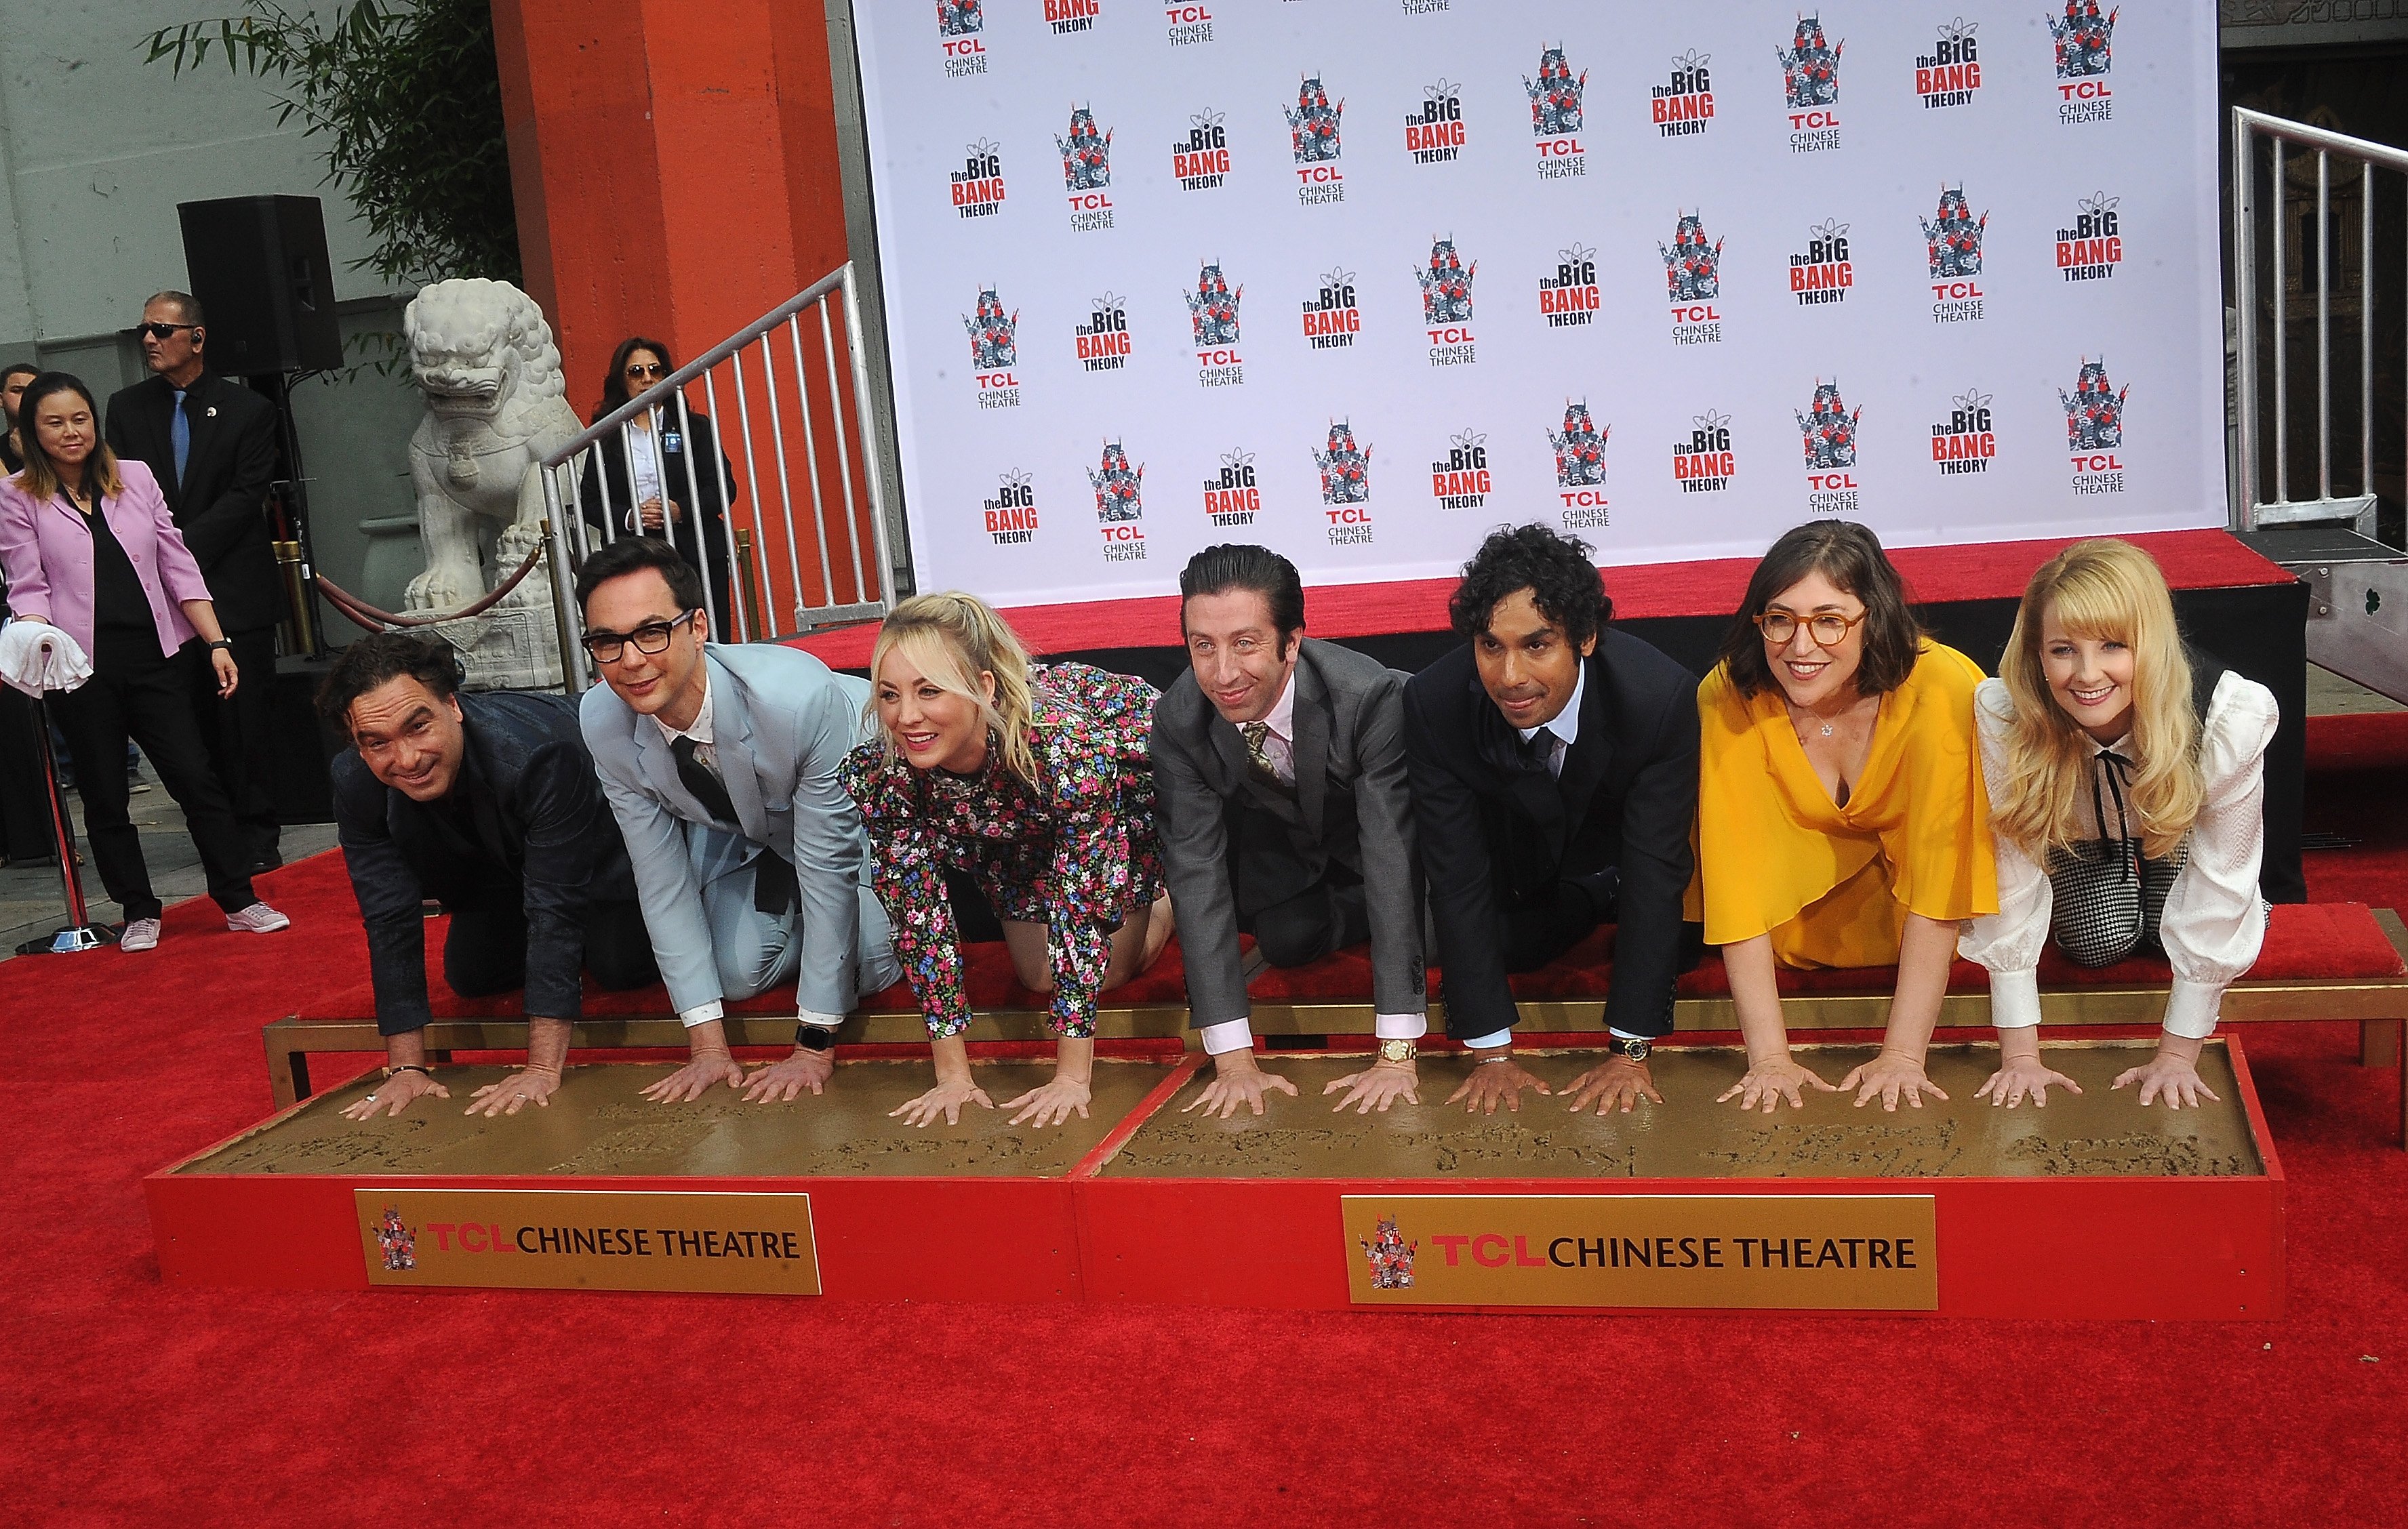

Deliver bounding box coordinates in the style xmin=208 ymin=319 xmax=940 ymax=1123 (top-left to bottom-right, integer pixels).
xmin=0 ymin=664 xmax=2397 ymax=962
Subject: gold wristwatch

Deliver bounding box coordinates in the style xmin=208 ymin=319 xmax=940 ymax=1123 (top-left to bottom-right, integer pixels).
xmin=1376 ymin=1038 xmax=1418 ymax=1065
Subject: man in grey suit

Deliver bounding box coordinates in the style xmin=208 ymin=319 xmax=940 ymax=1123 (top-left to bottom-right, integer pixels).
xmin=576 ymin=537 xmax=900 ymax=1104
xmin=1152 ymin=544 xmax=1427 ymax=1118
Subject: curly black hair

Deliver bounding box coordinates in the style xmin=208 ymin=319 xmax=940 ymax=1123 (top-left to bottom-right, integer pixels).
xmin=314 ymin=630 xmax=462 ymax=729
xmin=1447 ymin=523 xmax=1611 ymax=645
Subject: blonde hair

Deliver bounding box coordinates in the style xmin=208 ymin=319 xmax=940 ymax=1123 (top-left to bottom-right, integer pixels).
xmin=1993 ymin=538 xmax=2203 ymax=860
xmin=868 ymin=592 xmax=1041 ymax=786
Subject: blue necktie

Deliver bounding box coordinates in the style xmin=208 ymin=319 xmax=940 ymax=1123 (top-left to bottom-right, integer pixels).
xmin=169 ymin=389 xmax=190 ymax=486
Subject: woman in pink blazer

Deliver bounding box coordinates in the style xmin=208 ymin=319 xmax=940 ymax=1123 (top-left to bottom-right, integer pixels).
xmin=0 ymin=373 xmax=287 ymax=950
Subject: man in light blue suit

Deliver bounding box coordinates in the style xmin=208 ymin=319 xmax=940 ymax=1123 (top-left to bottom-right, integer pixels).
xmin=576 ymin=537 xmax=900 ymax=1104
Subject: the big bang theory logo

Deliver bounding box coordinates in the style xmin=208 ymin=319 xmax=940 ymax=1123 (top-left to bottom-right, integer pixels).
xmin=1418 ymin=238 xmax=1477 ymax=367
xmin=983 ymin=469 xmax=1038 ymax=545
xmin=1405 ymin=79 xmax=1466 ymax=165
xmin=2051 ymin=1 xmax=2116 ymax=125
xmin=1651 ymin=51 xmax=1713 ymax=138
xmin=1073 ymin=292 xmax=1130 ymax=373
xmin=1058 ymin=105 xmax=1115 ymax=231
xmin=1171 ymin=110 xmax=1229 ymax=191
xmin=936 ymin=0 xmax=986 ymax=76
xmin=1525 ymin=44 xmax=1588 ymax=176
xmin=1430 ymin=428 xmax=1490 ymax=512
xmin=1316 ymin=420 xmax=1374 ymax=545
xmin=1538 ymin=244 xmax=1599 ymax=328
xmin=1672 ymin=410 xmax=1735 ymax=493
xmin=2063 ymin=358 xmax=2128 ymax=494
xmin=1185 ymin=262 xmax=1244 ymax=388
xmin=1287 ymin=74 xmax=1346 ymax=205
xmin=1797 ymin=379 xmax=1862 ymax=514
xmin=1550 ymin=401 xmax=1609 ymax=530
xmin=1923 ymin=185 xmax=1988 ymax=324
xmin=1165 ymin=2 xmax=1212 ymax=47
xmin=1202 ymin=447 xmax=1258 ymax=527
xmin=1778 ymin=14 xmax=1843 ymax=153
xmin=1301 ymin=266 xmax=1360 ymax=350
xmin=1045 ymin=0 xmax=1098 ymax=33
xmin=1661 ymin=211 xmax=1723 ymax=345
xmin=2057 ymin=192 xmax=2123 ymax=282
xmin=1931 ymin=388 xmax=1996 ymax=476
xmin=948 ymin=140 xmax=1006 ymax=220
xmin=1090 ymin=440 xmax=1146 ymax=560
xmin=961 ymin=286 xmax=1020 ymax=409
xmin=1915 ymin=18 xmax=1980 ymax=110
xmin=1789 ymin=220 xmax=1851 ymax=308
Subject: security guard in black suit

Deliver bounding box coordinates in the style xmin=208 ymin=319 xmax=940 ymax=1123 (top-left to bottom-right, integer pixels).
xmin=102 ymin=290 xmax=284 ymax=870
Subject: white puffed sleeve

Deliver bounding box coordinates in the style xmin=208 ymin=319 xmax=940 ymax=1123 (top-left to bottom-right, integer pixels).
xmin=1957 ymin=679 xmax=2051 ymax=1028
xmin=2159 ymin=672 xmax=2279 ymax=1038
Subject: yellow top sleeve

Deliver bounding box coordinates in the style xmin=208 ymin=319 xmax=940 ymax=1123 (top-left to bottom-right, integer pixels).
xmin=1693 ymin=641 xmax=1997 ymax=947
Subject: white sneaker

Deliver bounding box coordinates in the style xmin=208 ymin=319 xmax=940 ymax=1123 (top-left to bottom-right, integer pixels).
xmin=119 ymin=918 xmax=161 ymax=952
xmin=226 ymin=902 xmax=291 ymax=934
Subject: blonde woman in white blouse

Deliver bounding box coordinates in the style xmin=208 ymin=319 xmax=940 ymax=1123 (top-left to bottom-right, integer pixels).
xmin=1961 ymin=539 xmax=2278 ymax=1110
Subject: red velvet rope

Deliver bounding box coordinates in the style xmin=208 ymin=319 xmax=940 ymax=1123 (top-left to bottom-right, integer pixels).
xmin=314 ymin=533 xmax=554 ymax=632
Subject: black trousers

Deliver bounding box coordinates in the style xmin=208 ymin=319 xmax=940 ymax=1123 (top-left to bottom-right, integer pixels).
xmin=441 ymin=895 xmax=661 ymax=1004
xmin=0 ymin=687 xmax=55 ymax=863
xmin=189 ymin=624 xmax=281 ymax=861
xmin=1241 ymin=875 xmax=1371 ymax=969
xmin=1498 ymin=873 xmax=1618 ymax=974
xmin=50 ymin=636 xmax=258 ymax=922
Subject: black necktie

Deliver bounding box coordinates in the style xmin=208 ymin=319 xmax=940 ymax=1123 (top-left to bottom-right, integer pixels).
xmin=669 ymin=735 xmax=738 ymax=826
xmin=670 ymin=734 xmax=794 ymax=914
xmin=1523 ymin=726 xmax=1561 ymax=775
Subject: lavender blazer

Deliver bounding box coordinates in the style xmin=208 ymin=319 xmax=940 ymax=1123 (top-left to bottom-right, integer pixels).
xmin=0 ymin=458 xmax=214 ymax=661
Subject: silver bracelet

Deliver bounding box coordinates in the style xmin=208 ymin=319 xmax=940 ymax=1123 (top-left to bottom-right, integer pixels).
xmin=1474 ymin=1053 xmax=1517 ymax=1067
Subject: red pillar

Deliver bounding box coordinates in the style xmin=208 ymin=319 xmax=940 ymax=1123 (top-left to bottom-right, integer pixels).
xmin=491 ymin=0 xmax=847 ymax=415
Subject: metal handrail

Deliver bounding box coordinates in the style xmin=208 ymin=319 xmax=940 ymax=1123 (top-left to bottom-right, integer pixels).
xmin=537 ymin=262 xmax=899 ymax=691
xmin=2230 ymin=106 xmax=2394 ymax=536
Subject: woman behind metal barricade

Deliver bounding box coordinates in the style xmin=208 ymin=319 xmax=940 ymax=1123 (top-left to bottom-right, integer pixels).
xmin=580 ymin=336 xmax=739 ymax=640
xmin=1960 ymin=538 xmax=2277 ymax=1112
xmin=843 ymin=592 xmax=1177 ymax=1130
xmin=0 ymin=372 xmax=289 ymax=950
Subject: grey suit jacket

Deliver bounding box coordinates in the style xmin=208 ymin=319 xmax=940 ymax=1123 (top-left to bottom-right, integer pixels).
xmin=581 ymin=643 xmax=873 ymax=1017
xmin=1151 ymin=637 xmax=1426 ymax=1025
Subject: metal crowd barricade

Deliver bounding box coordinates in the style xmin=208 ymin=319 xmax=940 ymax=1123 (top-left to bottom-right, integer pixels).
xmin=2229 ymin=106 xmax=2399 ymax=536
xmin=538 ymin=263 xmax=899 ymax=691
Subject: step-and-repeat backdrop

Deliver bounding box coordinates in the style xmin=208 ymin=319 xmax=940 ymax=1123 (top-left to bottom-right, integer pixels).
xmin=855 ymin=1 xmax=2219 ymax=607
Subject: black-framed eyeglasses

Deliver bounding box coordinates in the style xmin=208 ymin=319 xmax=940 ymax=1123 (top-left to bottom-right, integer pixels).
xmin=134 ymin=322 xmax=198 ymax=341
xmin=581 ymin=609 xmax=699 ymax=662
xmin=1754 ymin=609 xmax=1868 ymax=646
xmin=624 ymin=361 xmax=666 ymax=380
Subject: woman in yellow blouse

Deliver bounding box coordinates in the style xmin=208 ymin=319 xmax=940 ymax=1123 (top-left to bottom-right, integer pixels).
xmin=1695 ymin=522 xmax=1996 ymax=1112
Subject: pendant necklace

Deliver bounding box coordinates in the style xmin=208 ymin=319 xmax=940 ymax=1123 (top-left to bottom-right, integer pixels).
xmin=1817 ymin=721 xmax=1834 ymax=737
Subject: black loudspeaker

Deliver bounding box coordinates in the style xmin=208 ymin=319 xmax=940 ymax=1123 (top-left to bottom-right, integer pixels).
xmin=176 ymin=195 xmax=345 ymax=375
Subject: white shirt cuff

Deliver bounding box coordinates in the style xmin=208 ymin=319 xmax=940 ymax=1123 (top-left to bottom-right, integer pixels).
xmin=1373 ymin=1013 xmax=1428 ymax=1040
xmin=1200 ymin=1017 xmax=1253 ymax=1055
xmin=2162 ymin=979 xmax=2223 ymax=1040
xmin=1462 ymin=1027 xmax=1513 ymax=1051
xmin=797 ymin=1008 xmax=843 ymax=1031
xmin=678 ymin=1000 xmax=725 ymax=1029
xmin=1607 ymin=1027 xmax=1647 ymax=1042
xmin=1986 ymin=967 xmax=2043 ymax=1029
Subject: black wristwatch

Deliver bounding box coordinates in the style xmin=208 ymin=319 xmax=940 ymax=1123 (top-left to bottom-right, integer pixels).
xmin=795 ymin=1023 xmax=838 ymax=1053
xmin=207 ymin=639 xmax=235 ymax=653
xmin=1604 ymin=1034 xmax=1653 ymax=1063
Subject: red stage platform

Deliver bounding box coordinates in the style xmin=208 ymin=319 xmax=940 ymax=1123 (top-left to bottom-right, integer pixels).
xmin=151 ymin=1038 xmax=2283 ymax=1320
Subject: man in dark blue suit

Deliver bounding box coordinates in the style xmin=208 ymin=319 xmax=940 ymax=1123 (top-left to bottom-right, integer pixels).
xmin=320 ymin=631 xmax=656 ymax=1120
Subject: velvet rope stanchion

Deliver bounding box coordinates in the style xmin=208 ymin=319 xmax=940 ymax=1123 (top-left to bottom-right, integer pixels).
xmin=313 ymin=531 xmax=554 ymax=633
xmin=16 ymin=693 xmax=117 ymax=956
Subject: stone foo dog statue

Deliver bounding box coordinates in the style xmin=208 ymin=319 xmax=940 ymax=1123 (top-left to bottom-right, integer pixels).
xmin=402 ymin=277 xmax=586 ymax=689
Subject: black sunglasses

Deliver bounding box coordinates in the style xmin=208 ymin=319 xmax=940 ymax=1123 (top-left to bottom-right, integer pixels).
xmin=134 ymin=322 xmax=199 ymax=341
xmin=624 ymin=361 xmax=666 ymax=380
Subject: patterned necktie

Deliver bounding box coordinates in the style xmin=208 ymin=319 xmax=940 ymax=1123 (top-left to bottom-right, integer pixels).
xmin=170 ymin=389 xmax=190 ymax=487
xmin=1241 ymin=720 xmax=1277 ymax=780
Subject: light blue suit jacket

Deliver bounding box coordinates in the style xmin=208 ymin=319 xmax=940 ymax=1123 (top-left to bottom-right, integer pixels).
xmin=581 ymin=643 xmax=874 ymax=1017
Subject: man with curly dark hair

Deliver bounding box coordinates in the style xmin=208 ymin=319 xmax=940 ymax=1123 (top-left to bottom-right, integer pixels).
xmin=1404 ymin=523 xmax=1701 ymax=1116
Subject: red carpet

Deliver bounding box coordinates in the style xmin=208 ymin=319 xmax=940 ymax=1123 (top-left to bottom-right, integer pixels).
xmin=4 ymin=714 xmax=2405 ymax=1526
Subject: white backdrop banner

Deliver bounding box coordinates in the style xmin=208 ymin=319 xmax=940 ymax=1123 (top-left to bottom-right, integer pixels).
xmin=856 ymin=1 xmax=2221 ymax=608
